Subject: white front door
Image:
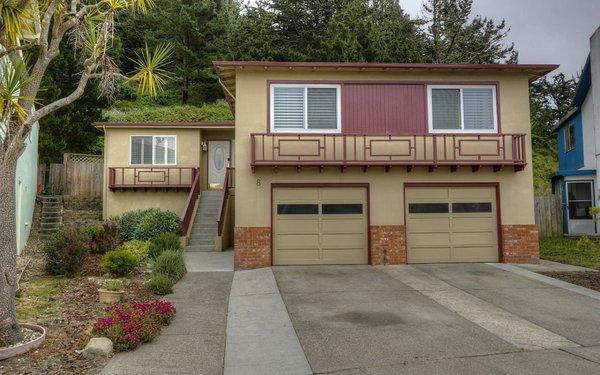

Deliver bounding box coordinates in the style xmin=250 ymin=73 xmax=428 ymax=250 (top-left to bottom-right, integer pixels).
xmin=208 ymin=141 xmax=230 ymax=189
xmin=567 ymin=181 xmax=596 ymax=234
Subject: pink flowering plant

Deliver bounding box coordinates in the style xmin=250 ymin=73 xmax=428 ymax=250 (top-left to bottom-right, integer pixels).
xmin=92 ymin=299 xmax=176 ymax=351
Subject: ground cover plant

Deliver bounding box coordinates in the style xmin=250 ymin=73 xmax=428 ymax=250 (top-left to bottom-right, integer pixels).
xmin=540 ymin=236 xmax=600 ymax=270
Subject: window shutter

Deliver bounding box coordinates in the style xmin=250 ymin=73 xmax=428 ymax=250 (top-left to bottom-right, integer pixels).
xmin=131 ymin=136 xmax=152 ymax=164
xmin=307 ymin=87 xmax=337 ymax=129
xmin=273 ymin=87 xmax=305 ymax=129
xmin=431 ymin=89 xmax=461 ymax=130
xmin=463 ymin=88 xmax=494 ymax=130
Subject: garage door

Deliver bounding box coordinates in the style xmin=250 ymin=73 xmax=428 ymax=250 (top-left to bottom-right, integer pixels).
xmin=273 ymin=187 xmax=368 ymax=265
xmin=406 ymin=186 xmax=498 ymax=263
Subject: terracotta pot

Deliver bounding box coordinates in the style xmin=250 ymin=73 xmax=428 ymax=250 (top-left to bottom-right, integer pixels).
xmin=99 ymin=289 xmax=124 ymax=304
xmin=0 ymin=323 xmax=46 ymax=360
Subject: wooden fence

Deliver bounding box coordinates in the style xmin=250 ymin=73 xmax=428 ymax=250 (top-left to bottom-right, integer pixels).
xmin=38 ymin=153 xmax=104 ymax=197
xmin=534 ymin=195 xmax=563 ymax=237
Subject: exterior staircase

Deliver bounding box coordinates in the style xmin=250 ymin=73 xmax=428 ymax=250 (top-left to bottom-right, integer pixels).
xmin=39 ymin=196 xmax=63 ymax=238
xmin=186 ymin=190 xmax=222 ymax=252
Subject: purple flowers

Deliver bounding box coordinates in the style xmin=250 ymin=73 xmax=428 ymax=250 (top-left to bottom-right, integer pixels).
xmin=92 ymin=299 xmax=176 ymax=351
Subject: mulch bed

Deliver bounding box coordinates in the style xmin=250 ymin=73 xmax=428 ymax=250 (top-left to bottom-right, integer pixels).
xmin=1 ymin=237 xmax=153 ymax=375
xmin=541 ymin=271 xmax=600 ymax=292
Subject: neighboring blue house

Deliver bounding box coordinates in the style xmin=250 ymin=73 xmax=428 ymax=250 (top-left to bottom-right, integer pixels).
xmin=552 ymin=27 xmax=600 ymax=234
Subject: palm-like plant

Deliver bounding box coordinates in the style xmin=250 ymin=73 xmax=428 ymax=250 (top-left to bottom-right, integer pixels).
xmin=129 ymin=43 xmax=173 ymax=98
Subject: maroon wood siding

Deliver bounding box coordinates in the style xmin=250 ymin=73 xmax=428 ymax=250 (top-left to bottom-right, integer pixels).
xmin=342 ymin=84 xmax=427 ymax=134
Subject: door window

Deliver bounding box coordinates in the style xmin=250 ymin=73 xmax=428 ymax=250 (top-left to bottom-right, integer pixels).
xmin=567 ymin=182 xmax=593 ymax=220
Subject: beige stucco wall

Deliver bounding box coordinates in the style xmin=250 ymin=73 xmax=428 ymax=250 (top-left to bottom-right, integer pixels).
xmin=102 ymin=127 xmax=235 ymax=219
xmin=234 ymin=69 xmax=536 ymax=227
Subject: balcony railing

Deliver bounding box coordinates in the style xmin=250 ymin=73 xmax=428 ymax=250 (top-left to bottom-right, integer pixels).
xmin=108 ymin=167 xmax=199 ymax=190
xmin=251 ymin=133 xmax=527 ymax=172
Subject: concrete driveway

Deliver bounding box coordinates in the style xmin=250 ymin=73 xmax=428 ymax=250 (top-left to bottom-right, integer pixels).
xmin=271 ymin=264 xmax=600 ymax=374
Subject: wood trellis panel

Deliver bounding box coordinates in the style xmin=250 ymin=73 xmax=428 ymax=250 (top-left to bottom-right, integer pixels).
xmin=534 ymin=195 xmax=563 ymax=237
xmin=63 ymin=153 xmax=104 ymax=197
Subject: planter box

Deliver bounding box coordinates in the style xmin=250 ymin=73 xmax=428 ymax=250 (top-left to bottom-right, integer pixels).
xmin=99 ymin=290 xmax=124 ymax=304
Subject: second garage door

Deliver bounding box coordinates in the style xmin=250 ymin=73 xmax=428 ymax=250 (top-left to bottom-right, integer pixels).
xmin=273 ymin=187 xmax=368 ymax=265
xmin=406 ymin=186 xmax=499 ymax=263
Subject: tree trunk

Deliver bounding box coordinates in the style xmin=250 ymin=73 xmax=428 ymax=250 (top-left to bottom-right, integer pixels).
xmin=0 ymin=159 xmax=22 ymax=347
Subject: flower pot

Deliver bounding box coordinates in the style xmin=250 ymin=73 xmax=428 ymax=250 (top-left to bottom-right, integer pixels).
xmin=0 ymin=323 xmax=46 ymax=360
xmin=99 ymin=289 xmax=125 ymax=304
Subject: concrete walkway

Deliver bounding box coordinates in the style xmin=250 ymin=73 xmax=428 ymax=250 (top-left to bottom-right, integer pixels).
xmin=224 ymin=268 xmax=312 ymax=375
xmin=101 ymin=271 xmax=233 ymax=375
xmin=514 ymin=259 xmax=598 ymax=273
xmin=184 ymin=249 xmax=234 ymax=272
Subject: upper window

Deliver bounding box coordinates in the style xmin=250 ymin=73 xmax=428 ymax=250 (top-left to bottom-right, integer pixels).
xmin=270 ymin=84 xmax=341 ymax=133
xmin=565 ymin=123 xmax=576 ymax=151
xmin=428 ymin=85 xmax=497 ymax=133
xmin=130 ymin=136 xmax=176 ymax=165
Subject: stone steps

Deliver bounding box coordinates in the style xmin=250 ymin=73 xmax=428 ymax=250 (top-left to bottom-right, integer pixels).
xmin=185 ymin=190 xmax=224 ymax=253
xmin=38 ymin=196 xmax=64 ymax=237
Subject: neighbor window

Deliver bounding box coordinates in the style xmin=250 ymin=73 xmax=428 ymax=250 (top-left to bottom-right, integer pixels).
xmin=271 ymin=84 xmax=341 ymax=132
xmin=428 ymin=85 xmax=497 ymax=133
xmin=565 ymin=123 xmax=576 ymax=151
xmin=130 ymin=136 xmax=176 ymax=165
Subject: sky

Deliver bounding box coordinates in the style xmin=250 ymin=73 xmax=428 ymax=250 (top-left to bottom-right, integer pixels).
xmin=245 ymin=0 xmax=600 ymax=77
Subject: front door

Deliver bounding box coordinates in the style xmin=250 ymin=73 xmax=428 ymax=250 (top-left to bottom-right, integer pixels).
xmin=567 ymin=181 xmax=596 ymax=234
xmin=208 ymin=141 xmax=230 ymax=189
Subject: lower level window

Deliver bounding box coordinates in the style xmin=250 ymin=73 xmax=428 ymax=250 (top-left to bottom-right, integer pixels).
xmin=131 ymin=136 xmax=176 ymax=165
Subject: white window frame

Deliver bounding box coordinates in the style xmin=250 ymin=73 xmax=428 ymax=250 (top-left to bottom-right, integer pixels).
xmin=270 ymin=83 xmax=342 ymax=133
xmin=129 ymin=135 xmax=177 ymax=166
xmin=427 ymin=85 xmax=498 ymax=134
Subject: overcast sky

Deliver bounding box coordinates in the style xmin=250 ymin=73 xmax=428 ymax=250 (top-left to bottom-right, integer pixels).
xmin=245 ymin=0 xmax=600 ymax=77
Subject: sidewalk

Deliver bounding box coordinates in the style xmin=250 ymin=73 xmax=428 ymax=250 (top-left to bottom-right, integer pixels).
xmin=100 ymin=252 xmax=234 ymax=375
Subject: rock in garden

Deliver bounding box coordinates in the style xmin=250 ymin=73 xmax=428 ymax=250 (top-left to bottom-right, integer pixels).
xmin=81 ymin=337 xmax=113 ymax=359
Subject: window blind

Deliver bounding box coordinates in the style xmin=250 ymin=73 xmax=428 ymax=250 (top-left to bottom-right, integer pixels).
xmin=307 ymin=88 xmax=337 ymax=129
xmin=131 ymin=136 xmax=153 ymax=165
xmin=463 ymin=88 xmax=494 ymax=130
xmin=273 ymin=87 xmax=305 ymax=129
xmin=431 ymin=89 xmax=461 ymax=130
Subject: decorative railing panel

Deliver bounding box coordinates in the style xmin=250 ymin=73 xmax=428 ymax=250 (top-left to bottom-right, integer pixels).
xmin=108 ymin=167 xmax=198 ymax=189
xmin=251 ymin=133 xmax=526 ymax=170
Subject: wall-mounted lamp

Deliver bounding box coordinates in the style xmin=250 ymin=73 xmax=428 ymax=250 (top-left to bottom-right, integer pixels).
xmin=201 ymin=141 xmax=208 ymax=152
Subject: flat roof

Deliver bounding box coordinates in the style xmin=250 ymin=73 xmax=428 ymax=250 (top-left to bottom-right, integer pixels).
xmin=213 ymin=61 xmax=559 ymax=113
xmin=93 ymin=121 xmax=235 ymax=129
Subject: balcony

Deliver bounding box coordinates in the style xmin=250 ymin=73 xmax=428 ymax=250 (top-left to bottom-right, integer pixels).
xmin=251 ymin=133 xmax=527 ymax=172
xmin=108 ymin=167 xmax=199 ymax=190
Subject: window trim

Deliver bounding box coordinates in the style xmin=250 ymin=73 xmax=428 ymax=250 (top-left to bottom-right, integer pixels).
xmin=270 ymin=83 xmax=342 ymax=133
xmin=129 ymin=135 xmax=177 ymax=166
xmin=427 ymin=85 xmax=498 ymax=134
xmin=565 ymin=123 xmax=576 ymax=152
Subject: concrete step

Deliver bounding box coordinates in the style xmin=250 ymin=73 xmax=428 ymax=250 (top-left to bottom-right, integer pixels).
xmin=185 ymin=245 xmax=215 ymax=252
xmin=40 ymin=221 xmax=62 ymax=228
xmin=189 ymin=237 xmax=215 ymax=244
xmin=41 ymin=217 xmax=62 ymax=223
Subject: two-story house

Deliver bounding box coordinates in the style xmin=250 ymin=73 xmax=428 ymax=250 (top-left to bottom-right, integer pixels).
xmin=552 ymin=27 xmax=600 ymax=235
xmin=97 ymin=61 xmax=557 ymax=269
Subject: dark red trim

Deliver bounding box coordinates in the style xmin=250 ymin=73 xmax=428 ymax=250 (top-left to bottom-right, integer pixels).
xmin=403 ymin=182 xmax=503 ymax=263
xmin=214 ymin=60 xmax=559 ymax=74
xmin=93 ymin=121 xmax=235 ymax=129
xmin=270 ymin=183 xmax=371 ymax=266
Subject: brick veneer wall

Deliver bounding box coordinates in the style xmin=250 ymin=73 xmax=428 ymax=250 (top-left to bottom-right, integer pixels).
xmin=234 ymin=227 xmax=271 ymax=270
xmin=501 ymin=224 xmax=540 ymax=264
xmin=370 ymin=225 xmax=406 ymax=265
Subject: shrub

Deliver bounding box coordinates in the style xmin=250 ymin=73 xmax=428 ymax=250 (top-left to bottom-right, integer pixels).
xmin=147 ymin=274 xmax=174 ymax=296
xmin=153 ymin=251 xmax=186 ymax=282
xmin=118 ymin=240 xmax=151 ymax=263
xmin=118 ymin=209 xmax=180 ymax=241
xmin=133 ymin=210 xmax=180 ymax=241
xmin=85 ymin=221 xmax=122 ymax=254
xmin=92 ymin=300 xmax=176 ymax=351
xmin=118 ymin=210 xmax=147 ymax=241
xmin=101 ymin=249 xmax=139 ymax=277
xmin=576 ymin=236 xmax=598 ymax=253
xmin=43 ymin=226 xmax=88 ymax=277
xmin=148 ymin=232 xmax=182 ymax=260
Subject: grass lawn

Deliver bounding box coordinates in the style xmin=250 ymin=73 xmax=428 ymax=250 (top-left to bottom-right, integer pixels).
xmin=16 ymin=276 xmax=67 ymax=322
xmin=540 ymin=236 xmax=600 ymax=270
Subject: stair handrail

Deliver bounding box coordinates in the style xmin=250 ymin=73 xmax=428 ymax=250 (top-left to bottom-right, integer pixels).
xmin=180 ymin=168 xmax=201 ymax=236
xmin=216 ymin=167 xmax=234 ymax=236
